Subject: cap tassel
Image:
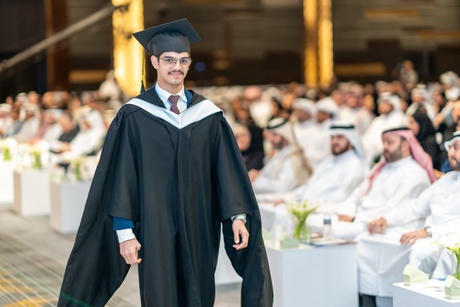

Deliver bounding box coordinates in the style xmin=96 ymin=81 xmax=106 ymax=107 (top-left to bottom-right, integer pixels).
xmin=140 ymin=54 xmax=146 ymax=93
xmin=140 ymin=80 xmax=145 ymax=93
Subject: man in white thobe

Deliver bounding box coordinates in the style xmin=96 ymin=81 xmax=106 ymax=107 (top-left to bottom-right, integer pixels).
xmin=333 ymin=127 xmax=435 ymax=241
xmin=302 ymin=96 xmax=339 ymax=170
xmin=14 ymin=104 xmax=40 ymax=143
xmin=358 ymin=131 xmax=460 ymax=305
xmin=291 ymin=98 xmax=317 ymax=158
xmin=259 ymin=123 xmax=369 ymax=235
xmin=405 ymin=86 xmax=436 ymax=122
xmin=54 ymin=105 xmax=106 ymax=161
xmin=362 ymin=93 xmax=407 ymax=163
xmin=249 ymin=117 xmax=312 ymax=195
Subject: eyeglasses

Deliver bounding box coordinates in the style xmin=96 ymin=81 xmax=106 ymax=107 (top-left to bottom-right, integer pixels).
xmin=157 ymin=56 xmax=192 ymax=67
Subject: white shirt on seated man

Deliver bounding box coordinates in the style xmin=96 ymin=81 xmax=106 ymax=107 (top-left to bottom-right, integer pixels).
xmin=258 ymin=123 xmax=369 ymax=235
xmin=249 ymin=117 xmax=312 ymax=195
xmin=331 ymin=127 xmax=435 ymax=241
xmin=355 ymin=131 xmax=460 ymax=304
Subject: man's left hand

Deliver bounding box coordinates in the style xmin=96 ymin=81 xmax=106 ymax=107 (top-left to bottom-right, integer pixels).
xmin=232 ymin=219 xmax=249 ymax=250
xmin=338 ymin=214 xmax=354 ymax=222
xmin=400 ymin=229 xmax=429 ymax=246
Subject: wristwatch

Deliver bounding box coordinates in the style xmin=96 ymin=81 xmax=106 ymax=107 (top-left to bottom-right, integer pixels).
xmin=424 ymin=226 xmax=432 ymax=237
xmin=231 ymin=214 xmax=247 ymax=224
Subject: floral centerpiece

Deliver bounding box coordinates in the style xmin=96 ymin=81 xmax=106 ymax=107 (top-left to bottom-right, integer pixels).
xmin=286 ymin=200 xmax=317 ymax=243
xmin=29 ymin=148 xmax=43 ymax=169
xmin=69 ymin=157 xmax=85 ymax=181
xmin=435 ymin=234 xmax=460 ymax=281
xmin=1 ymin=138 xmax=17 ymax=161
xmin=446 ymin=243 xmax=460 ymax=280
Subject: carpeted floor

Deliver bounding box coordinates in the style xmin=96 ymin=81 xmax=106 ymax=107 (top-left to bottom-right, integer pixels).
xmin=0 ymin=206 xmax=240 ymax=306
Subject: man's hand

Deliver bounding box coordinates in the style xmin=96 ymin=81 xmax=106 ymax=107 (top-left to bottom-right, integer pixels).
xmin=400 ymin=229 xmax=429 ymax=246
xmin=248 ymin=169 xmax=260 ymax=182
xmin=338 ymin=214 xmax=354 ymax=222
xmin=119 ymin=238 xmax=142 ymax=265
xmin=232 ymin=219 xmax=249 ymax=250
xmin=368 ymin=217 xmax=387 ymax=234
xmin=272 ymin=199 xmax=285 ymax=206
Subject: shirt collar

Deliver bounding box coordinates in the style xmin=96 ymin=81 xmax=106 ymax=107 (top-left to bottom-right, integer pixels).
xmin=155 ymin=83 xmax=187 ymax=104
xmin=332 ymin=149 xmax=355 ymax=161
xmin=385 ymin=156 xmax=412 ymax=169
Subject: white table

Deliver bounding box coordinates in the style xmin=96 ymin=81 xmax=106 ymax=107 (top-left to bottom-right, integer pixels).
xmin=49 ymin=179 xmax=91 ymax=234
xmin=13 ymin=169 xmax=50 ymax=216
xmin=394 ymin=280 xmax=460 ymax=307
xmin=266 ymin=241 xmax=358 ymax=307
xmin=0 ymin=161 xmax=15 ymax=205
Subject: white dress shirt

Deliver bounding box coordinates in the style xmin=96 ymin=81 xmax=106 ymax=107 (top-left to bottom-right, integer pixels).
xmin=155 ymin=83 xmax=187 ymax=113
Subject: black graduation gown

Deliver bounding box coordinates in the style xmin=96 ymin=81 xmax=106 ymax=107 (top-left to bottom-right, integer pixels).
xmin=58 ymin=89 xmax=273 ymax=307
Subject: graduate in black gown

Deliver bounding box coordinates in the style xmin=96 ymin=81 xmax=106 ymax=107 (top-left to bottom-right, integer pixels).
xmin=58 ymin=18 xmax=273 ymax=307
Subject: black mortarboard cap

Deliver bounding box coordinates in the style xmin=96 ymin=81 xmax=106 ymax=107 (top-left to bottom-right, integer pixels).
xmin=132 ymin=18 xmax=201 ymax=56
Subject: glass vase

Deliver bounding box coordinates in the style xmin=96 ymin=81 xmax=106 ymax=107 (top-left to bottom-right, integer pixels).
xmin=292 ymin=219 xmax=311 ymax=244
xmin=453 ymin=254 xmax=460 ymax=281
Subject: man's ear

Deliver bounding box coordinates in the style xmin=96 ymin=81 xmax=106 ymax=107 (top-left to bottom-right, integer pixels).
xmin=151 ymin=55 xmax=159 ymax=69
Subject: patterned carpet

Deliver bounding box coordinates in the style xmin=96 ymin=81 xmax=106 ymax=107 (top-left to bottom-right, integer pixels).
xmin=0 ymin=207 xmax=240 ymax=307
xmin=0 ymin=232 xmax=130 ymax=307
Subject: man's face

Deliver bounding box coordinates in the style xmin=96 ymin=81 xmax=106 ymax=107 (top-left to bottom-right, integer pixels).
xmin=265 ymin=131 xmax=286 ymax=150
xmin=378 ymin=101 xmax=394 ymax=115
xmin=382 ymin=134 xmax=405 ymax=162
xmin=448 ymin=140 xmax=460 ymax=171
xmin=331 ymin=134 xmax=352 ymax=156
xmin=294 ymin=109 xmax=312 ymax=122
xmin=411 ymin=93 xmax=424 ymax=104
xmin=151 ymin=51 xmax=190 ymax=88
xmin=316 ymin=111 xmax=332 ymax=123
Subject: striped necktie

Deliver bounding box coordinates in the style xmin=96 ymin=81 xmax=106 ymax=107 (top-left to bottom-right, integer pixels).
xmin=168 ymin=95 xmax=180 ymax=114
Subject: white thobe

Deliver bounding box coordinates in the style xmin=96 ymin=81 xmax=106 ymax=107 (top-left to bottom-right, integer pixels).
xmin=296 ymin=150 xmax=368 ymax=203
xmin=62 ymin=110 xmax=106 ymax=159
xmin=332 ymin=156 xmax=431 ymax=240
xmin=362 ymin=111 xmax=407 ymax=163
xmin=14 ymin=117 xmax=40 ymax=143
xmin=385 ymin=171 xmax=460 ymax=273
xmin=301 ymin=119 xmax=332 ymax=170
xmin=252 ymin=145 xmax=310 ymax=194
xmin=259 ymin=150 xmax=368 ymax=236
xmin=356 ymin=171 xmax=460 ymax=298
xmin=249 ymin=100 xmax=273 ymax=128
xmin=339 ymin=106 xmax=359 ymax=126
xmin=42 ymin=123 xmax=63 ymax=143
xmin=432 ymin=248 xmax=458 ymax=280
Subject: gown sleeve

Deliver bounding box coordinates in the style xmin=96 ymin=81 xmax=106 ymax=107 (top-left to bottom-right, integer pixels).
xmin=212 ymin=116 xmax=274 ymax=307
xmin=58 ymin=109 xmax=136 ymax=306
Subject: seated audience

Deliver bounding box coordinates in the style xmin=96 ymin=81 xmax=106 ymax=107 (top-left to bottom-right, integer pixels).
xmin=259 ymin=123 xmax=369 ymax=235
xmin=357 ymin=131 xmax=460 ymax=305
xmin=333 ymin=127 xmax=434 ymax=240
xmin=362 ymin=93 xmax=407 ymax=163
xmin=249 ymin=117 xmax=312 ymax=194
xmin=302 ymin=96 xmax=339 ymax=169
